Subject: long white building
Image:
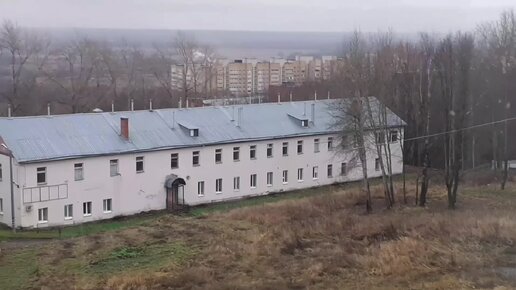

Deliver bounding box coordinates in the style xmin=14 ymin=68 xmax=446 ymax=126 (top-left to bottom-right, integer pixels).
xmin=0 ymin=99 xmax=404 ymax=228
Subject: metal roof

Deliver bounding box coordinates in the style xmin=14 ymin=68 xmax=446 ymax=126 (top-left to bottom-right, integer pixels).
xmin=0 ymin=98 xmax=405 ymax=163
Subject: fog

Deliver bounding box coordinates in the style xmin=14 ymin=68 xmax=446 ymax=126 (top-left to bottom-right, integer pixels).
xmin=0 ymin=0 xmax=515 ymax=32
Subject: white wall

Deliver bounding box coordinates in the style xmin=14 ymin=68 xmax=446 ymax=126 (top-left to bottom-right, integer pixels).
xmin=9 ymin=129 xmax=404 ymax=228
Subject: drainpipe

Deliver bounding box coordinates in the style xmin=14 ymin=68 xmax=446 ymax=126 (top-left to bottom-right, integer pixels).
xmin=9 ymin=153 xmax=15 ymax=232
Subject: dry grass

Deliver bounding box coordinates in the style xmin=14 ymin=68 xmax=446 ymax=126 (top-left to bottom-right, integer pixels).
xmin=3 ymin=179 xmax=516 ymax=289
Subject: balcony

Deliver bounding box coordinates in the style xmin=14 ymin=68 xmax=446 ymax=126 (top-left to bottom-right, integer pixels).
xmin=22 ymin=183 xmax=68 ymax=204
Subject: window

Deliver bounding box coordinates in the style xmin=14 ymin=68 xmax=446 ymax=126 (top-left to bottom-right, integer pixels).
xmin=341 ymin=135 xmax=349 ymax=149
xmin=198 ymin=181 xmax=205 ymax=196
xmin=327 ymin=164 xmax=333 ymax=178
xmin=267 ymin=144 xmax=273 ymax=158
xmin=233 ymin=177 xmax=240 ymax=191
xmin=282 ymin=170 xmax=288 ymax=183
xmin=215 ymin=149 xmax=222 ymax=164
xmin=215 ymin=178 xmax=223 ymax=193
xmin=37 ymin=167 xmax=46 ymax=184
xmin=314 ymin=139 xmax=320 ymax=153
xmin=250 ymin=145 xmax=257 ymax=160
xmin=250 ymin=174 xmax=257 ymax=188
xmin=282 ymin=142 xmax=288 ymax=156
xmin=110 ymin=159 xmax=119 ymax=176
xmin=313 ymin=166 xmax=319 ymax=179
xmin=83 ymin=201 xmax=92 ymax=216
xmin=297 ymin=140 xmax=303 ymax=154
xmin=375 ymin=132 xmax=386 ymax=144
xmin=74 ymin=163 xmax=84 ymax=181
xmin=0 ymin=164 xmax=2 ymax=181
xmin=103 ymin=199 xmax=112 ymax=213
xmin=375 ymin=158 xmax=381 ymax=171
xmin=328 ymin=137 xmax=334 ymax=151
xmin=192 ymin=151 xmax=200 ymax=166
xmin=64 ymin=204 xmax=73 ymax=219
xmin=136 ymin=156 xmax=144 ymax=173
xmin=297 ymin=168 xmax=304 ymax=181
xmin=171 ymin=153 xmax=179 ymax=169
xmin=341 ymin=163 xmax=347 ymax=176
xmin=233 ymin=147 xmax=240 ymax=161
xmin=390 ymin=130 xmax=399 ymax=143
xmin=266 ymin=172 xmax=273 ymax=186
xmin=0 ymin=198 xmax=3 ymax=214
xmin=38 ymin=208 xmax=48 ymax=223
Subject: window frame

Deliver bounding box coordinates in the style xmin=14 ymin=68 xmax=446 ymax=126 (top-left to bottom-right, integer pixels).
xmin=327 ymin=137 xmax=334 ymax=151
xmin=327 ymin=164 xmax=333 ymax=178
xmin=215 ymin=149 xmax=222 ymax=164
xmin=249 ymin=145 xmax=257 ymax=160
xmin=233 ymin=147 xmax=240 ymax=161
xmin=314 ymin=139 xmax=320 ymax=153
xmin=282 ymin=142 xmax=288 ymax=156
xmin=0 ymin=198 xmax=3 ymax=214
xmin=192 ymin=151 xmax=200 ymax=166
xmin=37 ymin=167 xmax=47 ymax=185
xmin=103 ymin=198 xmax=112 ymax=213
xmin=312 ymin=166 xmax=319 ymax=180
xmin=83 ymin=201 xmax=92 ymax=217
xmin=171 ymin=153 xmax=179 ymax=169
xmin=341 ymin=162 xmax=347 ymax=176
xmin=0 ymin=163 xmax=2 ymax=181
xmin=233 ymin=176 xmax=240 ymax=191
xmin=74 ymin=163 xmax=84 ymax=181
xmin=250 ymin=174 xmax=257 ymax=188
xmin=266 ymin=143 xmax=273 ymax=158
xmin=64 ymin=204 xmax=73 ymax=220
xmin=297 ymin=140 xmax=303 ymax=154
xmin=375 ymin=158 xmax=381 ymax=171
xmin=282 ymin=170 xmax=288 ymax=184
xmin=198 ymin=181 xmax=205 ymax=196
xmin=215 ymin=178 xmax=223 ymax=194
xmin=390 ymin=130 xmax=399 ymax=143
xmin=110 ymin=159 xmax=119 ymax=177
xmin=266 ymin=172 xmax=273 ymax=186
xmin=38 ymin=207 xmax=48 ymax=223
xmin=136 ymin=156 xmax=144 ymax=173
xmin=297 ymin=168 xmax=304 ymax=182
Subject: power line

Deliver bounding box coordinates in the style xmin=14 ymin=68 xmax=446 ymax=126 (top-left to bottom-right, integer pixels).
xmin=403 ymin=115 xmax=516 ymax=143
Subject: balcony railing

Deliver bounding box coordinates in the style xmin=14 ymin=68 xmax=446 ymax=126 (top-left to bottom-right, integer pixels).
xmin=22 ymin=183 xmax=68 ymax=204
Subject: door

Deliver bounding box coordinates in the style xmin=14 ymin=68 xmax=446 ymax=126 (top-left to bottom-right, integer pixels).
xmin=166 ymin=187 xmax=176 ymax=211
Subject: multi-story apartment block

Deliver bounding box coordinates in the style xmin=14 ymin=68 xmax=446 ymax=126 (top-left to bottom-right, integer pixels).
xmin=226 ymin=60 xmax=254 ymax=96
xmin=171 ymin=55 xmax=342 ymax=97
xmin=254 ymin=61 xmax=282 ymax=94
xmin=0 ymin=99 xmax=404 ymax=228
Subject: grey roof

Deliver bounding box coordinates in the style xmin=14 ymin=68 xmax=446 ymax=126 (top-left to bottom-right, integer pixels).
xmin=0 ymin=98 xmax=405 ymax=163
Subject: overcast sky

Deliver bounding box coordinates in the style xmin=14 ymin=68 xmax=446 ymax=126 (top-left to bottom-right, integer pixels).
xmin=0 ymin=0 xmax=514 ymax=32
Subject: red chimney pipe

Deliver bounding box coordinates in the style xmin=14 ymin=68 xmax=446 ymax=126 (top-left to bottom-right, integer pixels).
xmin=120 ymin=117 xmax=129 ymax=139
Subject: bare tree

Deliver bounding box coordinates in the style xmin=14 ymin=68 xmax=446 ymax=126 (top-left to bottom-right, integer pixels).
xmin=417 ymin=33 xmax=435 ymax=207
xmin=42 ymin=38 xmax=102 ymax=113
xmin=0 ymin=20 xmax=47 ymax=114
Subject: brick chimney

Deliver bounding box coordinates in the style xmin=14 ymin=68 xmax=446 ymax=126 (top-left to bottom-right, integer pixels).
xmin=120 ymin=117 xmax=129 ymax=139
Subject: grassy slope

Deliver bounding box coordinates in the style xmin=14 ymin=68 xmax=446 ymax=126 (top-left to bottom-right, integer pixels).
xmin=1 ymin=179 xmax=516 ymax=289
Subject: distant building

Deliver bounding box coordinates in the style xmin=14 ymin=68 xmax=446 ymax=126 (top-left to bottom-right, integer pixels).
xmin=0 ymin=98 xmax=405 ymax=228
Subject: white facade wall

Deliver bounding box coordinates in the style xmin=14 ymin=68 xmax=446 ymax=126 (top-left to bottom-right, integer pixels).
xmin=4 ymin=130 xmax=403 ymax=228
